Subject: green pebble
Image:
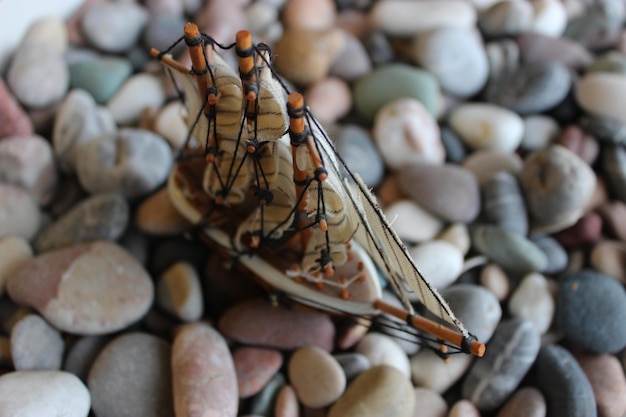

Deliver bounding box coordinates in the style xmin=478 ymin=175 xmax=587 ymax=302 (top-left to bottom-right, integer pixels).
xmin=587 ymin=51 xmax=626 ymax=76
xmin=69 ymin=56 xmax=133 ymax=104
xmin=353 ymin=64 xmax=439 ymax=121
xmin=248 ymin=372 xmax=286 ymax=416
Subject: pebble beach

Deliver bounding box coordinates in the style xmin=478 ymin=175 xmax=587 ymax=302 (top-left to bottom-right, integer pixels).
xmin=1 ymin=0 xmax=626 ymax=416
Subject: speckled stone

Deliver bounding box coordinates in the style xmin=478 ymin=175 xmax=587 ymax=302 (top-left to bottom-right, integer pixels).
xmin=289 ymin=346 xmax=346 ymax=408
xmin=234 ymin=346 xmax=283 ymax=399
xmin=10 ymin=314 xmax=64 ymax=371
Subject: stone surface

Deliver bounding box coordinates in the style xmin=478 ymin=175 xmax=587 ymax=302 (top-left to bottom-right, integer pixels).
xmin=136 ymin=187 xmax=190 ymax=236
xmin=481 ymin=171 xmax=528 ymax=236
xmin=0 ymin=236 xmax=32 ymax=296
xmin=577 ymin=354 xmax=626 ymax=417
xmin=334 ymin=124 xmax=384 ymax=187
xmin=234 ymin=346 xmax=283 ymax=399
xmin=81 ymin=2 xmax=149 ymax=53
xmin=496 ymin=387 xmax=546 ymax=417
xmin=0 ymin=79 xmax=33 ymax=139
xmin=355 ymin=332 xmax=411 ymax=379
xmin=63 ymin=335 xmax=110 ymax=382
xmin=0 ymin=184 xmax=41 ymax=241
xmin=462 ymin=149 xmax=523 ymax=185
xmin=442 ymin=284 xmax=502 ymax=344
xmin=590 ymin=240 xmax=626 ymax=283
xmin=289 ymin=346 xmax=346 ymax=408
xmin=10 ymin=313 xmax=64 ymax=371
xmin=408 ymin=240 xmax=463 ymax=289
xmin=106 ymin=74 xmax=165 ymax=125
xmin=508 ymin=273 xmax=555 ymax=334
xmin=7 ymin=241 xmax=154 ymax=334
xmin=576 ymin=72 xmax=626 ymax=126
xmin=157 ymin=261 xmax=203 ymax=322
xmin=275 ymin=385 xmax=299 ymax=417
xmin=410 ymin=350 xmax=473 ymax=393
xmin=384 ymin=200 xmax=443 ymax=244
xmin=305 ymin=76 xmax=352 ymax=124
xmin=412 ymin=388 xmax=447 ymax=417
xmin=69 ymin=56 xmax=133 ymax=104
xmin=334 ymin=352 xmax=370 ymax=381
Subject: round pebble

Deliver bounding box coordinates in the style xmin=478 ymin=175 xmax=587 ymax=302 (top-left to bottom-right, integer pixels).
xmin=328 ymin=31 xmax=372 ymax=81
xmin=552 ymin=211 xmax=603 ymax=249
xmin=157 ymin=261 xmax=203 ymax=321
xmin=81 ymin=2 xmax=149 ymax=53
xmin=479 ymin=0 xmax=534 ymax=37
xmin=577 ymin=354 xmax=626 ymax=417
xmin=413 ymin=388 xmax=448 ymax=417
xmin=532 ymin=235 xmax=568 ymax=274
xmin=75 ymin=128 xmax=172 ymax=199
xmin=373 ymin=98 xmax=444 ymax=168
xmin=34 ymin=193 xmax=129 ymax=253
xmin=153 ymin=101 xmax=189 ymax=150
xmin=275 ymin=385 xmax=299 ymax=417
xmin=590 ymin=240 xmax=626 ymax=283
xmin=0 ymin=370 xmax=90 ymax=417
xmin=411 ymin=27 xmax=488 ymax=98
xmin=63 ymin=335 xmax=111 ymax=382
xmin=328 ymin=365 xmax=415 ymax=417
xmin=282 ymin=0 xmax=336 ymax=30
xmin=598 ymin=200 xmax=626 ymax=241
xmin=0 ymin=79 xmax=33 ymax=139
xmin=355 ymin=332 xmax=411 ymax=379
xmin=305 ymin=76 xmax=352 ymax=124
xmin=234 ymin=346 xmax=283 ymax=399
xmin=517 ymin=32 xmax=594 ymax=69
xmin=438 ymin=222 xmax=471 ymax=255
xmin=7 ymin=241 xmax=154 ymax=334
xmin=136 ymin=187 xmax=190 ymax=236
xmin=219 ymin=298 xmax=335 ymax=351
xmin=522 ymin=115 xmax=560 ymax=152
xmin=334 ymin=124 xmax=384 ymax=187
xmin=397 ymin=162 xmax=480 ymax=223
xmin=496 ymin=387 xmax=546 ymax=417
xmin=576 ymin=72 xmax=626 ymax=126
xmin=408 ymin=240 xmax=464 ymax=289
xmin=449 ymin=400 xmax=481 ymax=417
xmin=384 ymin=200 xmax=443 ymax=244
xmin=556 ymin=269 xmax=626 ymax=353
xmin=89 ymin=332 xmax=174 ymax=417
xmin=481 ymin=171 xmax=529 ymax=236
xmin=0 ymin=236 xmax=32 ymax=295
xmin=334 ymin=352 xmax=370 ymax=381
xmin=556 ymin=124 xmax=599 ymax=165
xmin=142 ymin=14 xmax=187 ymax=57
xmin=69 ymin=56 xmax=133 ymax=104
xmin=411 ymin=350 xmax=473 ymax=393
xmin=106 ymin=73 xmax=165 ymax=125
xmin=10 ymin=313 xmax=64 ymax=371
xmin=480 ymin=263 xmax=511 ymax=301
xmin=462 ymin=319 xmax=541 ymax=411
xmin=289 ymin=346 xmax=346 ymax=408
xmin=0 ymin=184 xmax=42 ymax=241
xmin=530 ymin=0 xmax=568 ymax=36
xmin=449 ymin=103 xmax=524 ymax=153
xmin=462 ymin=149 xmax=523 ymax=185
xmin=172 ymin=323 xmax=238 ymax=417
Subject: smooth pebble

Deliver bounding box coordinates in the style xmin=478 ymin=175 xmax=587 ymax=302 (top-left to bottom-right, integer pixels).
xmin=153 ymin=101 xmax=189 ymax=150
xmin=508 ymin=273 xmax=554 ymax=334
xmin=305 ymin=76 xmax=351 ymax=124
xmin=81 ymin=2 xmax=149 ymax=53
xmin=136 ymin=187 xmax=190 ymax=236
xmin=69 ymin=56 xmax=133 ymax=104
xmin=437 ymin=222 xmax=471 ymax=255
xmin=408 ymin=240 xmax=463 ymax=289
xmin=603 ymin=144 xmax=626 ymax=203
xmin=289 ymin=346 xmax=346 ymax=408
xmin=440 ymin=127 xmax=467 ymax=164
xmin=355 ymin=332 xmax=411 ymax=379
xmin=522 ymin=115 xmax=560 ymax=152
xmin=0 ymin=79 xmax=33 ymax=139
xmin=412 ymin=388 xmax=447 ymax=417
xmin=63 ymin=336 xmax=111 ymax=382
xmin=532 ymin=235 xmax=568 ymax=274
xmin=531 ymin=0 xmax=568 ymax=36
xmin=552 ymin=211 xmax=603 ymax=248
xmin=462 ymin=149 xmax=523 ymax=185
xmin=10 ymin=313 xmax=64 ymax=371
xmin=234 ymin=346 xmax=283 ymax=399
xmin=0 ymin=237 xmax=32 ymax=295
xmin=481 ymin=171 xmax=528 ymax=236
xmin=0 ymin=184 xmax=41 ymax=240
xmin=442 ymin=283 xmax=502 ymax=343
xmin=334 ymin=352 xmax=370 ymax=381
xmin=496 ymin=387 xmax=546 ymax=417
xmin=556 ymin=124 xmax=599 ymax=165
xmin=282 ymin=0 xmax=336 ymax=30
xmin=328 ymin=31 xmax=372 ymax=81
xmin=410 ymin=350 xmax=473 ymax=393
xmin=275 ymin=385 xmax=299 ymax=417
xmin=576 ymin=72 xmax=626 ymax=126
xmin=598 ymin=200 xmax=626 ymax=241
xmin=384 ymin=200 xmax=443 ymax=244
xmin=517 ymin=32 xmax=594 ymax=69
xmin=106 ymin=73 xmax=165 ymax=125
xmin=480 ymin=263 xmax=511 ymax=301
xmin=590 ymin=240 xmax=626 ymax=283
xmin=479 ymin=0 xmax=534 ymax=37
xmin=249 ymin=373 xmax=286 ymax=416
xmin=157 ymin=261 xmax=203 ymax=322
xmin=334 ymin=124 xmax=384 ymax=187
xmin=577 ymin=354 xmax=626 ymax=417
xmin=449 ymin=400 xmax=481 ymax=417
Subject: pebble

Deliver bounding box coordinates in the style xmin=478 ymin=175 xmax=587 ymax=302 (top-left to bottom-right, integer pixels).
xmin=334 ymin=124 xmax=384 ymax=187
xmin=53 ymin=88 xmax=117 ymax=173
xmin=171 ymin=323 xmax=238 ymax=417
xmin=75 ymin=128 xmax=172 ymax=199
xmin=603 ymin=145 xmax=626 ymax=203
xmin=588 ymin=51 xmax=626 ymax=75
xmin=564 ymin=6 xmax=622 ymax=50
xmin=289 ymin=346 xmax=346 ymax=408
xmin=0 ymin=134 xmax=57 ymax=204
xmin=81 ymin=2 xmax=149 ymax=53
xmin=136 ymin=187 xmax=190 ymax=236
xmin=0 ymin=370 xmax=90 ymax=417
xmin=7 ymin=241 xmax=154 ymax=334
xmin=63 ymin=335 xmax=111 ymax=382
xmin=410 ymin=350 xmax=473 ymax=393
xmin=353 ymin=64 xmax=439 ymax=121
xmin=438 ymin=222 xmax=471 ymax=255
xmin=408 ymin=240 xmax=464 ymax=289
xmin=369 ymin=0 xmax=476 ymax=36
xmin=531 ymin=0 xmax=568 ymax=36
xmin=590 ymin=240 xmax=626 ymax=283
xmin=305 ymin=76 xmax=352 ymax=125
xmin=157 ymin=261 xmax=203 ymax=322
xmin=598 ymin=201 xmax=626 ymax=241
xmin=479 ymin=0 xmax=534 ymax=37
xmin=0 ymin=184 xmax=42 ymax=241
xmin=373 ymin=98 xmax=444 ymax=168
xmin=449 ymin=400 xmax=481 ymax=417
xmin=532 ymin=235 xmax=568 ymax=274
xmin=88 ymin=332 xmax=174 ymax=417
xmin=144 ymin=0 xmax=184 ymax=16
xmin=362 ymin=30 xmax=394 ymax=66
xmin=69 ymin=56 xmax=133 ymax=104
xmin=397 ymin=162 xmax=480 ymax=223
xmin=141 ymin=14 xmax=188 ymax=57
xmin=355 ymin=332 xmax=411 ymax=379
xmin=486 ymin=38 xmax=520 ymax=82
xmin=249 ymin=372 xmax=286 ymax=416
xmin=153 ymin=101 xmax=189 ymax=150
xmin=556 ymin=269 xmax=626 ymax=353
xmin=576 ymin=72 xmax=626 ymax=126
xmin=481 ymin=171 xmax=528 ymax=236
xmin=552 ymin=211 xmax=603 ymax=248
xmin=411 ymin=27 xmax=488 ymax=98
xmin=577 ymin=354 xmax=626 ymax=417
xmin=486 ymin=61 xmax=572 ymax=115
xmin=462 ymin=149 xmax=524 ymax=185
xmin=442 ymin=284 xmax=502 ymax=343
xmin=449 ymin=103 xmax=524 ymax=152
xmin=579 ymin=113 xmax=626 ymax=145
xmin=234 ymin=346 xmax=283 ymax=399
xmin=218 ymin=298 xmax=335 ymax=351
xmin=556 ymin=124 xmax=599 ymax=165
xmin=10 ymin=313 xmax=64 ymax=371
xmin=462 ymin=319 xmax=541 ymax=411
xmin=282 ymin=0 xmax=336 ymax=30
xmin=0 ymin=79 xmax=33 ymax=139
xmin=508 ymin=273 xmax=555 ymax=334
xmin=412 ymin=388 xmax=447 ymax=417
xmin=384 ymin=200 xmax=443 ymax=244
xmin=496 ymin=387 xmax=546 ymax=417
xmin=532 ymin=344 xmax=596 ymax=417
xmin=480 ymin=263 xmax=511 ymax=301
xmin=520 ymin=145 xmax=596 ymax=233
xmin=275 ymin=385 xmax=299 ymax=417
xmin=34 ymin=193 xmax=129 ymax=252
xmin=471 ymin=225 xmax=549 ymax=275
xmin=328 ymin=31 xmax=372 ymax=81
xmin=522 ymin=115 xmax=559 ymax=152
xmin=440 ymin=127 xmax=467 ymax=163
xmin=517 ymin=33 xmax=594 ymax=69
xmin=106 ymin=73 xmax=165 ymax=125
xmin=328 ymin=365 xmax=415 ymax=417
xmin=334 ymin=352 xmax=370 ymax=381
xmin=0 ymin=237 xmax=32 ymax=296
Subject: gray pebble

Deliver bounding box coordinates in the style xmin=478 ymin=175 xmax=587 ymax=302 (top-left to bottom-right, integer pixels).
xmin=329 ymin=31 xmax=372 ymax=81
xmin=88 ymin=332 xmax=174 ymax=417
xmin=82 ymin=2 xmax=149 ymax=53
xmin=531 ymin=235 xmax=568 ymax=274
xmin=485 ymin=39 xmax=520 ymax=83
xmin=532 ymin=344 xmax=596 ymax=417
xmin=481 ymin=171 xmax=528 ymax=236
xmin=75 ymin=128 xmax=172 ymax=199
xmin=479 ymin=0 xmax=533 ymax=37
xmin=249 ymin=372 xmax=286 ymax=416
xmin=362 ymin=30 xmax=394 ymax=66
xmin=63 ymin=336 xmax=111 ymax=382
xmin=440 ymin=127 xmax=467 ymax=164
xmin=34 ymin=193 xmax=129 ymax=252
xmin=563 ymin=5 xmax=622 ymax=50
xmin=579 ymin=115 xmax=626 ymax=145
xmin=602 ymin=144 xmax=626 ymax=203
xmin=516 ymin=33 xmax=594 ymax=70
xmin=334 ymin=352 xmax=370 ymax=381
xmin=462 ymin=319 xmax=541 ymax=411
xmin=10 ymin=314 xmax=64 ymax=371
xmin=334 ymin=124 xmax=384 ymax=187
xmin=587 ymin=51 xmax=626 ymax=75
xmin=142 ymin=14 xmax=187 ymax=57
xmin=556 ymin=269 xmax=626 ymax=353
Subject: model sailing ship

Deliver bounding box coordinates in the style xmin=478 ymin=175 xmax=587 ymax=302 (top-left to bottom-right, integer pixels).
xmin=151 ymin=23 xmax=485 ymax=358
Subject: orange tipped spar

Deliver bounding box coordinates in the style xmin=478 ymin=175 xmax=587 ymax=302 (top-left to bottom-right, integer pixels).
xmin=236 ymin=30 xmax=258 ymax=120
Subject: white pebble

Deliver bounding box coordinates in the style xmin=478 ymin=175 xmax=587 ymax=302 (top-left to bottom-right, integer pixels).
xmin=413 ymin=388 xmax=448 ymax=417
xmin=107 ymin=74 xmax=165 ymax=125
xmin=462 ymin=149 xmax=524 ymax=185
xmin=408 ymin=240 xmax=464 ymax=290
xmin=531 ymin=0 xmax=568 ymax=37
xmin=521 ymin=115 xmax=559 ymax=151
xmin=410 ymin=350 xmax=473 ymax=393
xmin=576 ymin=72 xmax=626 ymax=126
xmin=356 ymin=332 xmax=411 ymax=379
xmin=0 ymin=237 xmax=32 ymax=296
xmin=508 ymin=273 xmax=555 ymax=334
xmin=385 ymin=200 xmax=443 ymax=244
xmin=0 ymin=185 xmax=41 ymax=241
xmin=437 ymin=223 xmax=471 ymax=255
xmin=154 ymin=101 xmax=189 ymax=150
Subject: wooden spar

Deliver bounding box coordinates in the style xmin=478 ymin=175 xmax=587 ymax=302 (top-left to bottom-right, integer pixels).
xmin=149 ymin=48 xmax=188 ymax=73
xmin=373 ymin=298 xmax=486 ymax=357
xmin=236 ymin=30 xmax=258 ymax=121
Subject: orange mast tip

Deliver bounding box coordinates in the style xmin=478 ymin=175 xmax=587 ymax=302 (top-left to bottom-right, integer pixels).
xmin=184 ymin=22 xmax=200 ymax=37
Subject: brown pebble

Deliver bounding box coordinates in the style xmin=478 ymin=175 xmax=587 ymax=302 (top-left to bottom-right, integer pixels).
xmin=598 ymin=201 xmax=626 ymax=242
xmin=556 ymin=125 xmax=599 ymax=165
xmin=135 ymin=187 xmax=190 ymax=235
xmin=282 ymin=0 xmax=336 ymax=31
xmin=0 ymin=79 xmax=33 ymax=139
xmin=233 ymin=346 xmax=283 ymax=399
xmin=590 ymin=240 xmax=626 ymax=284
xmin=577 ymin=354 xmax=626 ymax=417
xmin=304 ymin=77 xmax=352 ymax=125
xmin=289 ymin=346 xmax=346 ymax=408
xmin=496 ymin=387 xmax=546 ymax=417
xmin=553 ymin=211 xmax=603 ymax=249
xmin=275 ymin=385 xmax=300 ymax=417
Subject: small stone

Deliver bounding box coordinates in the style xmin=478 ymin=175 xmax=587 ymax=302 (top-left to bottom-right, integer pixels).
xmin=7 ymin=241 xmax=154 ymax=334
xmin=532 ymin=344 xmax=596 ymax=417
xmin=144 ymin=0 xmax=184 ymax=16
xmin=564 ymin=5 xmax=623 ymax=50
xmin=172 ymin=323 xmax=238 ymax=417
xmin=0 ymin=184 xmax=41 ymax=241
xmin=219 ymin=298 xmax=335 ymax=351
xmin=289 ymin=346 xmax=346 ymax=408
xmin=410 ymin=350 xmax=473 ymax=393
xmin=141 ymin=14 xmax=187 ymax=58
xmin=412 ymin=388 xmax=447 ymax=417
xmin=480 ymin=263 xmax=511 ymax=302
xmin=282 ymin=0 xmax=336 ymax=30
xmin=305 ymin=77 xmax=352 ymax=125
xmin=0 ymin=237 xmax=32 ymax=296
xmin=21 ymin=17 xmax=68 ymax=55
xmin=556 ymin=270 xmax=626 ymax=353
xmin=34 ymin=193 xmax=129 ymax=252
xmin=496 ymin=387 xmax=546 ymax=417
xmin=10 ymin=314 xmax=64 ymax=371
xmin=89 ymin=332 xmax=174 ymax=417
xmin=355 ymin=332 xmax=410 ymax=379
xmin=588 ymin=51 xmax=626 ymax=76
xmin=481 ymin=171 xmax=528 ymax=236
xmin=408 ymin=240 xmax=463 ymax=289
xmin=334 ymin=352 xmax=370 ymax=381
xmin=485 ymin=39 xmax=520 ymax=84
xmin=530 ymin=0 xmax=568 ymax=37
xmin=384 ymin=200 xmax=443 ymax=244
xmin=508 ymin=273 xmax=554 ymax=334
xmin=362 ymin=30 xmax=394 ymax=66
xmin=462 ymin=149 xmax=523 ymax=185
xmin=69 ymin=56 xmax=133 ymax=104
xmin=438 ymin=223 xmax=471 ymax=255
xmin=576 ymin=72 xmax=626 ymax=126
xmin=532 ymin=235 xmax=568 ymax=275
xmin=75 ymin=128 xmax=172 ymax=199
xmin=136 ymin=187 xmax=190 ymax=235
xmin=0 ymin=79 xmax=33 ymax=139
xmin=556 ymin=124 xmax=599 ymax=165
xmin=449 ymin=103 xmax=524 ymax=152
xmin=0 ymin=371 xmax=90 ymax=417
xmin=462 ymin=319 xmax=541 ymax=411
xmin=329 ymin=31 xmax=372 ymax=81
xmin=411 ymin=27 xmax=488 ymax=98
xmin=81 ymin=2 xmax=149 ymax=52
xmin=597 ymin=201 xmax=626 ymax=241
xmin=449 ymin=400 xmax=481 ymax=417
xmin=153 ymin=101 xmax=189 ymax=150
xmin=522 ymin=115 xmax=560 ymax=152
xmin=249 ymin=373 xmax=286 ymax=416
xmin=106 ymin=73 xmax=165 ymax=125
xmin=63 ymin=336 xmax=111 ymax=382
xmin=479 ymin=0 xmax=534 ymax=37
xmin=517 ymin=33 xmax=593 ymax=69
xmin=442 ymin=284 xmax=502 ymax=344
xmin=440 ymin=127 xmax=467 ymax=164
xmin=553 ymin=211 xmax=603 ymax=249
xmin=334 ymin=124 xmax=384 ymax=187
xmin=397 ymin=162 xmax=480 ymax=223
xmin=234 ymin=346 xmax=282 ymax=398
xmin=373 ymin=98 xmax=444 ymax=168
xmin=353 ymin=64 xmax=440 ymax=121
xmin=328 ymin=365 xmax=415 ymax=417
xmin=603 ymin=144 xmax=626 ymax=203
xmin=577 ymin=354 xmax=626 ymax=417
xmin=157 ymin=261 xmax=203 ymax=322
xmin=275 ymin=385 xmax=299 ymax=417
xmin=590 ymin=240 xmax=626 ymax=283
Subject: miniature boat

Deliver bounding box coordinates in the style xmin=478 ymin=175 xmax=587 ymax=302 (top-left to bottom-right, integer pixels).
xmin=151 ymin=23 xmax=485 ymax=358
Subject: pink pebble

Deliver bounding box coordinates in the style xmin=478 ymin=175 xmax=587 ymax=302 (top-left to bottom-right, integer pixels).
xmin=553 ymin=211 xmax=603 ymax=249
xmin=233 ymin=346 xmax=283 ymax=398
xmin=305 ymin=77 xmax=352 ymax=125
xmin=282 ymin=0 xmax=336 ymax=30
xmin=275 ymin=385 xmax=300 ymax=417
xmin=0 ymin=79 xmax=33 ymax=139
xmin=578 ymin=354 xmax=626 ymax=417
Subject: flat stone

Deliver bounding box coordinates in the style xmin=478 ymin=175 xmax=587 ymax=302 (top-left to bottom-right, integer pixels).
xmin=234 ymin=346 xmax=283 ymax=398
xmin=10 ymin=313 xmax=64 ymax=371
xmin=7 ymin=241 xmax=154 ymax=334
xmin=0 ymin=370 xmax=90 ymax=417
xmin=496 ymin=387 xmax=546 ymax=417
xmin=517 ymin=33 xmax=593 ymax=69
xmin=172 ymin=323 xmax=238 ymax=417
xmin=157 ymin=261 xmax=203 ymax=322
xmin=289 ymin=346 xmax=346 ymax=408
xmin=89 ymin=332 xmax=174 ymax=417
